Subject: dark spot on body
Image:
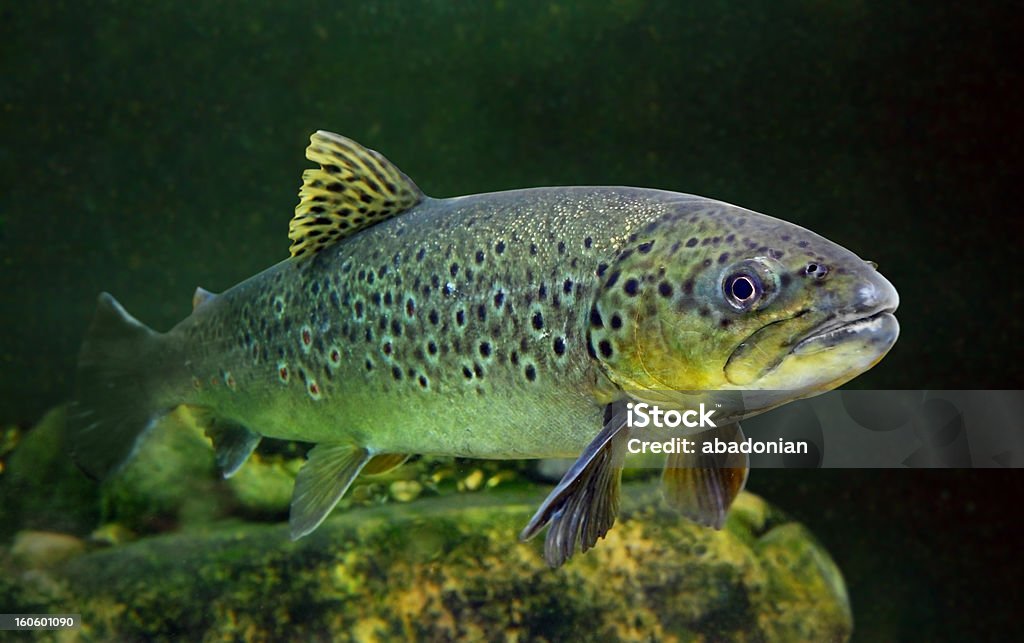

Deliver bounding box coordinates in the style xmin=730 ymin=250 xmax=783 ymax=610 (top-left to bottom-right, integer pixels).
xmin=624 ymin=279 xmax=640 ymax=296
xmin=637 ymin=241 xmax=654 ymax=254
xmin=590 ymin=307 xmax=603 ymax=327
xmin=598 ymin=340 xmax=613 ymax=358
xmin=553 ymin=337 xmax=566 ymax=355
xmin=495 ymin=240 xmax=506 ymax=254
xmin=686 ymin=238 xmax=698 ymax=247
xmin=392 ymin=366 xmax=402 ymax=380
xmin=524 ymin=364 xmax=537 ymax=381
xmin=532 ymin=311 xmax=544 ymax=330
xmin=658 ymin=281 xmax=673 ymax=297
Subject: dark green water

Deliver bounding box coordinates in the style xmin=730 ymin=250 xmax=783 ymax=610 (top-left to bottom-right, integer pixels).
xmin=1 ymin=2 xmax=1019 ymax=640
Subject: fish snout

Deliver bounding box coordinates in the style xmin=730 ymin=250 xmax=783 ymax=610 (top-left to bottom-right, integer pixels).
xmin=848 ymin=266 xmax=899 ymax=318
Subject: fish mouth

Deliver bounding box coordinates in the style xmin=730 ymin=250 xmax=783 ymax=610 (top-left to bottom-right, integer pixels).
xmin=790 ymin=308 xmax=899 ymax=356
xmin=723 ymin=302 xmax=899 ymax=387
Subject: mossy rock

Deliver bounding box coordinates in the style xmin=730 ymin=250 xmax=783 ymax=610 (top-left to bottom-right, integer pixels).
xmin=0 ymin=486 xmax=852 ymax=642
xmin=0 ymin=407 xmax=100 ymax=540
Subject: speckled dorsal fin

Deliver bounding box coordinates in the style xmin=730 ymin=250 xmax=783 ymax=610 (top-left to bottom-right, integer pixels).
xmin=289 ymin=130 xmax=423 ymax=258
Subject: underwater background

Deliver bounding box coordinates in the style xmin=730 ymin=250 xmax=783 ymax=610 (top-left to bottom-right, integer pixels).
xmin=1 ymin=1 xmax=1020 ymax=640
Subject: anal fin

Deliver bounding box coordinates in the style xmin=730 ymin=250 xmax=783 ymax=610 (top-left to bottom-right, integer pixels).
xmin=662 ymin=422 xmax=750 ymax=529
xmin=519 ymin=402 xmax=630 ymax=567
xmin=290 ymin=443 xmax=371 ymax=539
xmin=190 ymin=408 xmax=261 ymax=478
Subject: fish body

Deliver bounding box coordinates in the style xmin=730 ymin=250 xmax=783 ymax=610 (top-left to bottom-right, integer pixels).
xmin=71 ymin=132 xmax=899 ymax=565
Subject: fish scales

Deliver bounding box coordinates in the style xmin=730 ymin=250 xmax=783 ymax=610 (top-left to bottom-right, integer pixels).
xmin=181 ymin=188 xmax=699 ymax=457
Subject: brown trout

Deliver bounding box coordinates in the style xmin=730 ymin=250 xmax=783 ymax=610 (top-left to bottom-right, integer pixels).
xmin=70 ymin=131 xmax=899 ymax=566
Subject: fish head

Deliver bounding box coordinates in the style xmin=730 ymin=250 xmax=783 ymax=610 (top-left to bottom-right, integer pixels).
xmin=591 ymin=203 xmax=899 ymax=416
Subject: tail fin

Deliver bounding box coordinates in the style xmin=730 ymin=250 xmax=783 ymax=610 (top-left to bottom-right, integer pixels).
xmin=69 ymin=293 xmax=171 ymax=480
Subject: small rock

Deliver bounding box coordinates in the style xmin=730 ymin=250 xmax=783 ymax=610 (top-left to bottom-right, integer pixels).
xmin=389 ymin=480 xmax=423 ymax=503
xmin=460 ymin=469 xmax=484 ymax=491
xmin=11 ymin=531 xmax=86 ymax=569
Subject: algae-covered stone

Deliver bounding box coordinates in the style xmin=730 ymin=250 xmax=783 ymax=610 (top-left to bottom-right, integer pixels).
xmin=1 ymin=485 xmax=853 ymax=641
xmin=0 ymin=407 xmax=100 ymax=539
xmin=99 ymin=407 xmax=225 ymax=533
xmin=10 ymin=531 xmax=86 ymax=569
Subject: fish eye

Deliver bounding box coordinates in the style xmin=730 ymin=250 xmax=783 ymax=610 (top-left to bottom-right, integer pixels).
xmin=721 ymin=257 xmax=780 ymax=311
xmin=724 ymin=272 xmax=762 ymax=309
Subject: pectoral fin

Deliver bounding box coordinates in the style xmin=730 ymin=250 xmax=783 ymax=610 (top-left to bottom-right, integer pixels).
xmin=662 ymin=422 xmax=749 ymax=529
xmin=520 ymin=402 xmax=630 ymax=567
xmin=290 ymin=443 xmax=371 ymax=539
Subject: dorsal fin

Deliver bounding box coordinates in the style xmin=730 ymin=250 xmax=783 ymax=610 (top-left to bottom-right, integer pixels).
xmin=288 ymin=131 xmax=423 ymax=258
